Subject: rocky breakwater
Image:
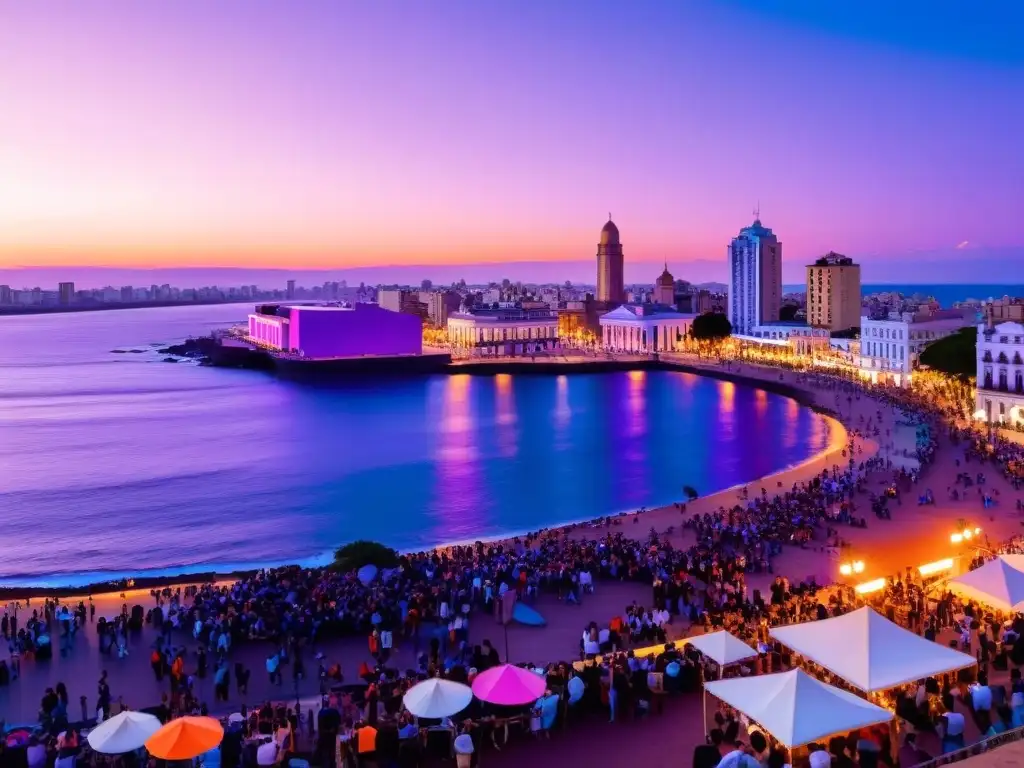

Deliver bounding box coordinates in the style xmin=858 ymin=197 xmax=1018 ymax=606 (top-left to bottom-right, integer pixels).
xmin=157 ymin=335 xmax=220 ymax=363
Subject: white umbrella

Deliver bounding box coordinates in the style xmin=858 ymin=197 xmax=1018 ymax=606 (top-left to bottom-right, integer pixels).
xmin=403 ymin=678 xmax=473 ymax=718
xmin=87 ymin=711 xmax=162 ymax=754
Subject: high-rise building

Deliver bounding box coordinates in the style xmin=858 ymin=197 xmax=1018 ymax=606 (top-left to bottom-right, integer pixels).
xmin=806 ymin=252 xmax=861 ymax=331
xmin=120 ymin=286 xmax=133 ymax=302
xmin=286 ymin=279 xmax=296 ymax=300
xmin=58 ymin=282 xmax=75 ymax=305
xmin=0 ymin=285 xmax=11 ymax=305
xmin=727 ymin=216 xmax=782 ymax=335
xmin=596 ymin=217 xmax=625 ymax=304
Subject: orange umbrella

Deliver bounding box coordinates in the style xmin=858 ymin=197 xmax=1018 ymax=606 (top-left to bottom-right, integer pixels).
xmin=145 ymin=716 xmax=224 ymax=760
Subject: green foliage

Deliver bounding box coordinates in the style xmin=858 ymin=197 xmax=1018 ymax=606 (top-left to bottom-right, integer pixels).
xmin=779 ymin=303 xmax=799 ymax=322
xmin=690 ymin=312 xmax=733 ymax=341
xmin=919 ymin=327 xmax=977 ymax=380
xmin=333 ymin=540 xmax=400 ymax=572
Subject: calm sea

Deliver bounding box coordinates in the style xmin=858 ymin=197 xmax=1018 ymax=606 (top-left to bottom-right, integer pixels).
xmin=784 ymin=283 xmax=1024 ymax=307
xmin=0 ymin=304 xmax=830 ymax=587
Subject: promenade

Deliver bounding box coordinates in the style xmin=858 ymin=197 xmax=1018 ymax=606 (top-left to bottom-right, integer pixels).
xmin=2 ymin=361 xmax=1021 ymax=766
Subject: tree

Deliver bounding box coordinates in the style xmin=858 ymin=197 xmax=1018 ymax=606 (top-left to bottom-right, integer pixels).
xmin=690 ymin=312 xmax=732 ymax=341
xmin=919 ymin=327 xmax=977 ymax=380
xmin=333 ymin=540 xmax=400 ymax=572
xmin=779 ymin=303 xmax=799 ymax=322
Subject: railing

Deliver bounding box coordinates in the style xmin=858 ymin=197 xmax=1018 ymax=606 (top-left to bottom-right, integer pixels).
xmin=913 ymin=723 xmax=1024 ymax=768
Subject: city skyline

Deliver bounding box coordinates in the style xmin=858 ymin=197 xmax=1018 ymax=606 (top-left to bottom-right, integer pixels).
xmin=1 ymin=1 xmax=1021 ymax=278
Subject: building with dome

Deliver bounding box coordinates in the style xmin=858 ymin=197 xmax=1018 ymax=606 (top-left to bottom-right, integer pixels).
xmin=596 ymin=218 xmax=625 ymax=304
xmin=654 ymin=263 xmax=675 ymax=305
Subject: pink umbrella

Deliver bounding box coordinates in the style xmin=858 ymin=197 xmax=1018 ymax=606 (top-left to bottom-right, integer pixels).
xmin=471 ymin=664 xmax=546 ymax=706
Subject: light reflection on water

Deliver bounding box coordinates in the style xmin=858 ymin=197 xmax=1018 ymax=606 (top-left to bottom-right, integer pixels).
xmin=0 ymin=304 xmax=832 ymax=584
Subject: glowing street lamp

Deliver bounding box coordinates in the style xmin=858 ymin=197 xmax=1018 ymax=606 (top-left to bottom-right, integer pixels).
xmin=951 ymin=525 xmax=981 ymax=545
xmin=839 ymin=560 xmax=865 ymax=577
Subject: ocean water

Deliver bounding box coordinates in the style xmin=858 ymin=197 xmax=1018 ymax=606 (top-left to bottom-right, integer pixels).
xmin=0 ymin=304 xmax=831 ymax=587
xmin=784 ymin=283 xmax=1024 ymax=307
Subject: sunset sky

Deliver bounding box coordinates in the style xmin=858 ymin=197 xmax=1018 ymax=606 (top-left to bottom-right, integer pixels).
xmin=0 ymin=1 xmax=1020 ymax=281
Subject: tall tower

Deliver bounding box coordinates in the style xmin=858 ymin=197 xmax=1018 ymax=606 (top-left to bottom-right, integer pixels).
xmin=596 ymin=217 xmax=625 ymax=303
xmin=727 ymin=215 xmax=782 ymax=335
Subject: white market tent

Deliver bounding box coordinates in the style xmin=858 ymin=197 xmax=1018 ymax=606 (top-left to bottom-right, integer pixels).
xmin=687 ymin=630 xmax=761 ymax=735
xmin=770 ymin=606 xmax=975 ymax=692
xmin=705 ymin=669 xmax=893 ymax=749
xmin=685 ymin=630 xmax=759 ymax=667
xmin=948 ymin=555 xmax=1024 ymax=613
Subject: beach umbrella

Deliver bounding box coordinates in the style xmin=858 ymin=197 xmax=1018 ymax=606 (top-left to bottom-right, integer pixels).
xmin=357 ymin=564 xmax=378 ymax=586
xmin=471 ymin=664 xmax=546 ymax=706
xmin=145 ymin=716 xmax=224 ymax=760
xmin=567 ymin=676 xmax=584 ymax=704
xmin=88 ymin=711 xmax=162 ymax=754
xmin=5 ymin=731 xmax=30 ymax=748
xmin=403 ymin=678 xmax=473 ymax=718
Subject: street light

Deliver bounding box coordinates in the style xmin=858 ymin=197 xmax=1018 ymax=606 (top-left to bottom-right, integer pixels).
xmin=839 ymin=560 xmax=865 ymax=577
xmin=951 ymin=525 xmax=981 ymax=545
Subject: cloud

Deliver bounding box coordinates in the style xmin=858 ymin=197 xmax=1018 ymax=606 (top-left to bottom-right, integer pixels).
xmin=956 ymin=240 xmax=970 ymax=249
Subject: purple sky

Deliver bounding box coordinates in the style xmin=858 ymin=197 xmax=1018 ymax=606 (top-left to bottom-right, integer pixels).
xmin=0 ymin=1 xmax=1020 ymax=283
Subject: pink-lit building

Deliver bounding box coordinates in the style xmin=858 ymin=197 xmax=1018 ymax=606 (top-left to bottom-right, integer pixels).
xmin=247 ymin=304 xmax=422 ymax=358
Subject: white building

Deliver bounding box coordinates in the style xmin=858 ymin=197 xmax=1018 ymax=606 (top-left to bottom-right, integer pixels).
xmin=447 ymin=305 xmax=558 ymax=357
xmin=727 ymin=217 xmax=782 ymax=336
xmin=858 ymin=310 xmax=971 ymax=386
xmin=599 ymin=304 xmax=696 ymax=353
xmin=736 ymin=322 xmax=831 ymax=356
xmin=976 ymin=320 xmax=1024 ymax=425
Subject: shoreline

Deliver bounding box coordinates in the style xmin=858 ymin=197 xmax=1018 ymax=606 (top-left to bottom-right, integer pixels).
xmin=0 ymin=361 xmax=853 ymax=600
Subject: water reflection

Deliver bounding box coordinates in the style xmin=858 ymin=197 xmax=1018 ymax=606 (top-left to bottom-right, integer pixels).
xmin=783 ymin=396 xmax=799 ymax=449
xmin=626 ymin=369 xmax=647 ymax=438
xmin=433 ymin=375 xmax=483 ymax=539
xmin=554 ymin=375 xmax=571 ymax=430
xmin=494 ymin=374 xmax=518 ymax=457
xmin=717 ymin=380 xmax=736 ymax=438
xmin=437 ymin=375 xmax=476 ymax=464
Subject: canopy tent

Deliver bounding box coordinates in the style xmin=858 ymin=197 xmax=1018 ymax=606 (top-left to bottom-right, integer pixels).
xmin=948 ymin=555 xmax=1024 ymax=613
xmin=685 ymin=630 xmax=759 ymax=667
xmin=770 ymin=607 xmax=975 ymax=692
xmin=704 ymin=669 xmax=893 ymax=748
xmin=87 ymin=712 xmax=162 ymax=754
xmin=402 ymin=678 xmax=473 ymax=719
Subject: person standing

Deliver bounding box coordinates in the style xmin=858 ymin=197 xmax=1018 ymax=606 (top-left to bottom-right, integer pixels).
xmin=97 ymin=672 xmax=111 ymax=721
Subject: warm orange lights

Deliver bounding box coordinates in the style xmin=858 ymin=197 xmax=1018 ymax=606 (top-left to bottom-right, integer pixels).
xmin=918 ymin=559 xmax=954 ymax=576
xmin=855 ymin=578 xmax=887 ymax=595
xmin=839 ymin=560 xmax=865 ymax=577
